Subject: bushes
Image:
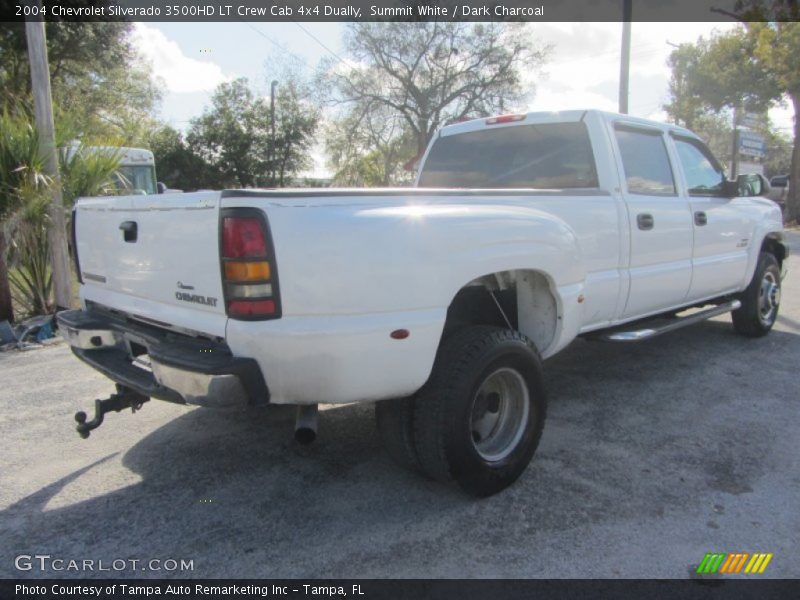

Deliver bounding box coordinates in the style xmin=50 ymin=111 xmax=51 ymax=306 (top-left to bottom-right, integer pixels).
xmin=0 ymin=108 xmax=121 ymax=320
xmin=8 ymin=215 xmax=53 ymax=318
xmin=0 ymin=108 xmax=48 ymax=323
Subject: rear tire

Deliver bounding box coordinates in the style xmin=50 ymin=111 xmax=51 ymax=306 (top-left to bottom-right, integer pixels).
xmin=413 ymin=326 xmax=547 ymax=497
xmin=732 ymin=252 xmax=781 ymax=337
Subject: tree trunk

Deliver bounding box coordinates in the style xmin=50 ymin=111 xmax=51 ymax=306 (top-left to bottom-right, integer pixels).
xmin=416 ymin=118 xmax=430 ymax=157
xmin=26 ymin=17 xmax=72 ymax=311
xmin=787 ymin=93 xmax=800 ymax=224
xmin=0 ymin=229 xmax=15 ymax=323
xmin=416 ymin=134 xmax=427 ymax=156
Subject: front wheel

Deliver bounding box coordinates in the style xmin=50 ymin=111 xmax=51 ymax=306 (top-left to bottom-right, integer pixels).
xmin=413 ymin=326 xmax=547 ymax=497
xmin=732 ymin=252 xmax=782 ymax=337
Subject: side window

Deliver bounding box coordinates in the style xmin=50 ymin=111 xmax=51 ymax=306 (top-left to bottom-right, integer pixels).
xmin=614 ymin=126 xmax=676 ymax=195
xmin=673 ymin=138 xmax=725 ymax=196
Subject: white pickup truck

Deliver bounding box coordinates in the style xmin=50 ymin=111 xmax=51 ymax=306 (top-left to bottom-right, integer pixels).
xmin=58 ymin=110 xmax=788 ymax=496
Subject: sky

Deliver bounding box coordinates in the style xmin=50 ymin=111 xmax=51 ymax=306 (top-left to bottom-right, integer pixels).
xmin=131 ymin=21 xmax=795 ymax=178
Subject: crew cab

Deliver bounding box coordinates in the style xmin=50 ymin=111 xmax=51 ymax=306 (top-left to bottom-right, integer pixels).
xmin=58 ymin=110 xmax=788 ymax=496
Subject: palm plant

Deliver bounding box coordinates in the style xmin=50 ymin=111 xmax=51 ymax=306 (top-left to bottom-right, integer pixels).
xmin=0 ymin=108 xmax=49 ymax=322
xmin=6 ymin=196 xmax=53 ymax=317
xmin=1 ymin=108 xmax=123 ymax=320
xmin=59 ymin=142 xmax=122 ymax=206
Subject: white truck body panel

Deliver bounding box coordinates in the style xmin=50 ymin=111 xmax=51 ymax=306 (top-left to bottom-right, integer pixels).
xmin=72 ymin=110 xmax=785 ymax=406
xmin=76 ymin=191 xmax=227 ymax=338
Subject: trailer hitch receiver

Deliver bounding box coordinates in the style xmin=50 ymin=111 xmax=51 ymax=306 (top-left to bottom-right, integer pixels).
xmin=74 ymin=385 xmax=149 ymax=439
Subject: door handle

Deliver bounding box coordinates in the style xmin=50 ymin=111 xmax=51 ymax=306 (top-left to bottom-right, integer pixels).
xmin=637 ymin=213 xmax=654 ymax=230
xmin=694 ymin=211 xmax=708 ymax=226
xmin=119 ymin=221 xmax=137 ymax=242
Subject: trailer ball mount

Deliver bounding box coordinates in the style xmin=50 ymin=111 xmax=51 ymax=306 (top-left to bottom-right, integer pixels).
xmin=74 ymin=385 xmax=150 ymax=439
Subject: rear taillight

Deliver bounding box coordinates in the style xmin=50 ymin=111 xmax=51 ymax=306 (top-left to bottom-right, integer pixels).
xmin=222 ymin=217 xmax=267 ymax=257
xmin=220 ymin=209 xmax=281 ymax=320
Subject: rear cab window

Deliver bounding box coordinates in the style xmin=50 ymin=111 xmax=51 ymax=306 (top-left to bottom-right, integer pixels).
xmin=418 ymin=122 xmax=599 ymax=189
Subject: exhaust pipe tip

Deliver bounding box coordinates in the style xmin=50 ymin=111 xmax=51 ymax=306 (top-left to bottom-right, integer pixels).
xmin=294 ymin=427 xmax=317 ymax=445
xmin=294 ymin=404 xmax=318 ymax=445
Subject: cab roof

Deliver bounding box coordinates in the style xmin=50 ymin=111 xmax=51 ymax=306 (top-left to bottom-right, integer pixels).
xmin=438 ymin=109 xmax=699 ymax=140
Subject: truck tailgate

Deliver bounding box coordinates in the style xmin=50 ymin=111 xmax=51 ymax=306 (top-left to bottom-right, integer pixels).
xmin=74 ymin=191 xmax=227 ymax=337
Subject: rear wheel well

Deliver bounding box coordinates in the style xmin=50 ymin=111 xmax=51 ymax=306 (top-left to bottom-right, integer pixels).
xmin=442 ymin=286 xmax=518 ymax=340
xmin=441 ymin=270 xmax=558 ymax=354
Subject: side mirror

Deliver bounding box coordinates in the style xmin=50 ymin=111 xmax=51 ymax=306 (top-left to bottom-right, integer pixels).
xmin=157 ymin=182 xmax=167 ymax=194
xmin=736 ymin=173 xmax=770 ymax=197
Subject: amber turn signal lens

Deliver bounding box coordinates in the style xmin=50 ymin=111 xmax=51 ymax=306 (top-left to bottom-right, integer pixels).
xmin=224 ymin=261 xmax=270 ymax=281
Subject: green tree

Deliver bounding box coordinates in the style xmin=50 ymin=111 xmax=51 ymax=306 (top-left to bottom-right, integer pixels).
xmin=0 ymin=22 xmax=161 ymax=143
xmin=149 ymin=125 xmax=215 ymax=191
xmin=270 ymin=84 xmax=319 ymax=186
xmin=664 ymin=21 xmax=800 ymax=220
xmin=325 ymin=103 xmax=417 ymax=186
xmin=750 ymin=21 xmax=800 ymax=218
xmin=187 ymin=78 xmax=319 ymax=188
xmin=325 ymin=23 xmax=549 ymax=158
xmin=187 ymin=78 xmax=262 ymax=188
xmin=764 ymin=128 xmax=794 ymax=177
xmin=664 ymin=43 xmax=712 ymax=132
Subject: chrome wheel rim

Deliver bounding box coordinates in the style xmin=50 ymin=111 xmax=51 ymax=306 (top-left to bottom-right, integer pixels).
xmin=759 ymin=271 xmax=780 ymax=326
xmin=470 ymin=367 xmax=530 ymax=462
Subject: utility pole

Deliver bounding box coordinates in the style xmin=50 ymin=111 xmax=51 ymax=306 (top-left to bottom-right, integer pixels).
xmin=270 ymin=80 xmax=278 ymax=187
xmin=25 ymin=13 xmax=72 ymax=311
xmin=730 ymin=107 xmax=740 ymax=178
xmin=619 ymin=0 xmax=632 ymax=114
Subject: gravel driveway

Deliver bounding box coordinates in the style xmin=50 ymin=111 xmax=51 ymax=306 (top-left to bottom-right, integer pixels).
xmin=1 ymin=231 xmax=798 ymax=579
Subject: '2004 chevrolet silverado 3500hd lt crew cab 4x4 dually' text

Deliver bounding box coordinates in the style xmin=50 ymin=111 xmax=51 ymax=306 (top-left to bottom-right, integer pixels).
xmin=59 ymin=110 xmax=788 ymax=496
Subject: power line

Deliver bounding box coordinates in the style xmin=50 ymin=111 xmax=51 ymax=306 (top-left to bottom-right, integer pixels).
xmin=292 ymin=22 xmax=353 ymax=69
xmin=244 ymin=22 xmax=289 ymax=53
xmin=245 ymin=21 xmax=358 ymax=75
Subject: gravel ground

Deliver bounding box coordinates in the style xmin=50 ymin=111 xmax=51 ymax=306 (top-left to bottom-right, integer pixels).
xmin=1 ymin=231 xmax=798 ymax=579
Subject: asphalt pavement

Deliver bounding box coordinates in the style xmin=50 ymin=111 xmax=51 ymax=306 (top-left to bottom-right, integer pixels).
xmin=1 ymin=231 xmax=798 ymax=579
